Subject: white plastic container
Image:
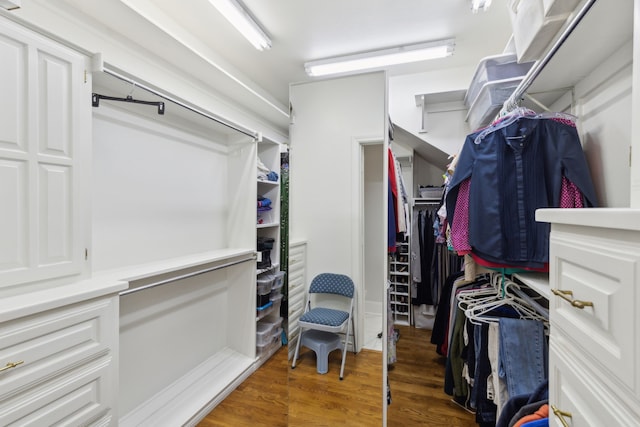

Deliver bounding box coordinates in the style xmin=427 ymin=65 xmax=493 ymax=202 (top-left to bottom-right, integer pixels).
xmin=256 ymin=321 xmax=276 ymax=346
xmin=466 ymin=77 xmax=523 ymax=130
xmin=542 ymin=0 xmax=581 ymax=17
xmin=257 ymin=276 xmax=274 ymax=295
xmin=508 ymin=0 xmax=568 ymax=62
xmin=272 ymin=271 xmax=286 ymax=291
xmin=465 ymin=53 xmax=534 ymax=109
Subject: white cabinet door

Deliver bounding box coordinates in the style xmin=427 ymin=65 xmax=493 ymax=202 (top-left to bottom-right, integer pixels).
xmin=0 ymin=18 xmax=87 ymax=288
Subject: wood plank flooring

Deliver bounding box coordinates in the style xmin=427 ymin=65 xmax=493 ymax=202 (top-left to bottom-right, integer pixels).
xmin=387 ymin=325 xmax=476 ymax=427
xmin=196 ymin=347 xmax=289 ymax=427
xmin=198 ymin=325 xmax=477 ymax=426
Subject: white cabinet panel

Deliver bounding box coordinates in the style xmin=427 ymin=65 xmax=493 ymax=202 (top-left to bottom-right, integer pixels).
xmin=539 ymin=209 xmax=640 ymax=426
xmin=550 ymin=235 xmax=639 ymax=394
xmin=549 ymin=336 xmax=640 ymax=427
xmin=0 ymin=159 xmax=27 ymax=271
xmin=0 ymin=32 xmax=26 ymax=151
xmin=38 ymin=164 xmax=72 ymax=266
xmin=0 ymin=17 xmax=87 ymax=288
xmin=38 ymin=53 xmax=71 ymax=157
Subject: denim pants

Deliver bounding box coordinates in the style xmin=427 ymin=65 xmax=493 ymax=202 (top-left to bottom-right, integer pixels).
xmin=498 ymin=318 xmax=547 ymax=399
xmin=473 ymin=323 xmax=497 ymax=425
xmin=488 ymin=323 xmax=510 ymax=418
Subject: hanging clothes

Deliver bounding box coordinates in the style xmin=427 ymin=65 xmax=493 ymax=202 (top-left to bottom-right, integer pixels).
xmin=446 ymin=115 xmax=597 ymax=270
xmin=388 ymin=148 xmax=410 ymax=253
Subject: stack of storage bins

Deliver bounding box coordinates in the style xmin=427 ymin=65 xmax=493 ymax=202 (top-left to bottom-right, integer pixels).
xmin=256 ymin=316 xmax=283 ymax=357
xmin=255 ymin=271 xmax=286 ymax=358
xmin=465 ymin=53 xmax=534 ymax=130
xmin=508 ymin=0 xmax=581 ymax=63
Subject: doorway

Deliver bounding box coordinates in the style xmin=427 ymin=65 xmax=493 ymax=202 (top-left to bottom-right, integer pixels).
xmin=362 ymin=142 xmax=386 ymax=352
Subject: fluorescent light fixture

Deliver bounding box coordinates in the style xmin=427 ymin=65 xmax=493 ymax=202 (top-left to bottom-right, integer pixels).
xmin=208 ymin=0 xmax=271 ymax=50
xmin=471 ymin=0 xmax=493 ymax=13
xmin=304 ymin=39 xmax=455 ymax=77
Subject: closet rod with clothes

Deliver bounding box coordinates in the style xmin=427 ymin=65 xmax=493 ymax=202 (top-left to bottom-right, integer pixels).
xmin=436 ymin=271 xmax=550 ymax=426
xmin=102 ymin=66 xmax=259 ymax=140
xmin=503 ymin=0 xmax=598 ymax=111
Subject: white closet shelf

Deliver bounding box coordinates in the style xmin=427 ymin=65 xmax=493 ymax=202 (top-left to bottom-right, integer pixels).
xmin=257 ymin=179 xmax=279 ymax=186
xmin=96 ymin=248 xmax=256 ymax=289
xmin=512 ymin=272 xmax=550 ymax=299
xmin=537 ymin=208 xmax=640 ymax=231
xmin=0 ymin=248 xmax=258 ymax=321
xmin=257 ymin=222 xmax=280 ymax=229
xmin=523 ymin=0 xmax=632 ymax=110
xmin=119 ymin=347 xmax=255 ymax=427
xmin=0 ymin=277 xmax=127 ymax=323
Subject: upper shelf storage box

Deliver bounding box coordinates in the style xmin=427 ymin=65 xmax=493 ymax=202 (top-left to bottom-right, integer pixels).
xmin=508 ymin=0 xmax=580 ymax=62
xmin=465 ymin=53 xmax=534 ymax=130
xmin=464 ymin=54 xmax=534 ymax=109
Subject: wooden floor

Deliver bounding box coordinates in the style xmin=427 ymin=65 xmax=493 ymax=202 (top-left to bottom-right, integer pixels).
xmin=198 ymin=326 xmax=477 ymax=426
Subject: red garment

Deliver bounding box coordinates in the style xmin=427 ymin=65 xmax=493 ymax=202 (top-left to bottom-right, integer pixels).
xmin=451 ymin=178 xmax=471 ymax=253
xmin=560 ymin=176 xmax=584 ymax=208
xmin=388 ymin=149 xmax=399 ymax=232
xmin=470 ymin=253 xmax=549 ymax=273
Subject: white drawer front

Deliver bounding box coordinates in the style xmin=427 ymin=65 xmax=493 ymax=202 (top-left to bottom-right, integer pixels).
xmin=549 ymin=335 xmax=640 ymax=427
xmin=0 ymin=298 xmax=116 ymax=401
xmin=0 ymin=356 xmax=112 ymax=426
xmin=550 ymin=238 xmax=639 ymax=394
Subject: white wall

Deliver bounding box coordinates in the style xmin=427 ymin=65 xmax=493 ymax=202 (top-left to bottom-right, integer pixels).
xmin=571 ymin=41 xmax=633 ymax=208
xmin=92 ymin=105 xmax=231 ymax=271
xmin=289 ymin=72 xmax=387 ymax=350
xmin=389 ymin=67 xmax=474 ymax=156
xmin=414 ymin=154 xmax=446 ymax=196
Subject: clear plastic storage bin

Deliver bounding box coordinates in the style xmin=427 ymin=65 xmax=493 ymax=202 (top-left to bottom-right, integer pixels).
xmin=466 ymin=77 xmax=523 ymax=130
xmin=272 ymin=271 xmax=286 ymax=291
xmin=465 ymin=53 xmax=534 ymax=109
xmin=257 ymin=276 xmax=274 ymax=295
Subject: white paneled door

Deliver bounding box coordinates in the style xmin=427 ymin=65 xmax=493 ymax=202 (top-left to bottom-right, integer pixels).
xmin=0 ymin=18 xmax=87 ymax=288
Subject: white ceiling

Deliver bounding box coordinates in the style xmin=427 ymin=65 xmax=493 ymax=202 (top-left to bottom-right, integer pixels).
xmin=48 ymin=0 xmax=514 ymax=135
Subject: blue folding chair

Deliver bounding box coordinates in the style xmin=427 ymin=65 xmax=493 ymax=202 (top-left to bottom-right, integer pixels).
xmin=291 ymin=273 xmax=356 ymax=380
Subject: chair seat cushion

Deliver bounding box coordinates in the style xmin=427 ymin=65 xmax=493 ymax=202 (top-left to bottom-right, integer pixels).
xmin=300 ymin=307 xmax=349 ymax=327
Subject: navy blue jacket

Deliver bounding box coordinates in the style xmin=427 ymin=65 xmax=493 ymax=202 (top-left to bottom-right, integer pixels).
xmin=446 ymin=118 xmax=597 ymax=268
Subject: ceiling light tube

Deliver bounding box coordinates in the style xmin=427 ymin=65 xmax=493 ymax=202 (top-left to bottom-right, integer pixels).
xmin=304 ymin=39 xmax=455 ymax=77
xmin=208 ymin=0 xmax=271 ymax=50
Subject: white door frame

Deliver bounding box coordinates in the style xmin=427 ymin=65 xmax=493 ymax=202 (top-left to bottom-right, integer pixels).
xmin=351 ymin=135 xmax=388 ymax=424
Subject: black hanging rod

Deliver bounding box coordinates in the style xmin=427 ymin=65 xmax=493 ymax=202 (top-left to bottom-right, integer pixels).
xmin=92 ymin=93 xmax=165 ymax=115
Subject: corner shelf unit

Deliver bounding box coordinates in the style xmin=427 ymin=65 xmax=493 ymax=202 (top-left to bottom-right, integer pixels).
xmin=255 ymin=137 xmax=284 ymax=365
xmin=389 ymin=240 xmax=411 ymax=326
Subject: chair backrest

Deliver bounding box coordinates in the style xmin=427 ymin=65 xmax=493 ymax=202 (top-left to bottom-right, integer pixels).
xmin=309 ymin=273 xmax=355 ymax=298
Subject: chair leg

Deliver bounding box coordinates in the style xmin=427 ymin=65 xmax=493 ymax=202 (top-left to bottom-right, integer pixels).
xmin=291 ymin=328 xmax=304 ymax=369
xmin=351 ymin=316 xmax=357 ymax=354
xmin=339 ymin=321 xmax=351 ymax=380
